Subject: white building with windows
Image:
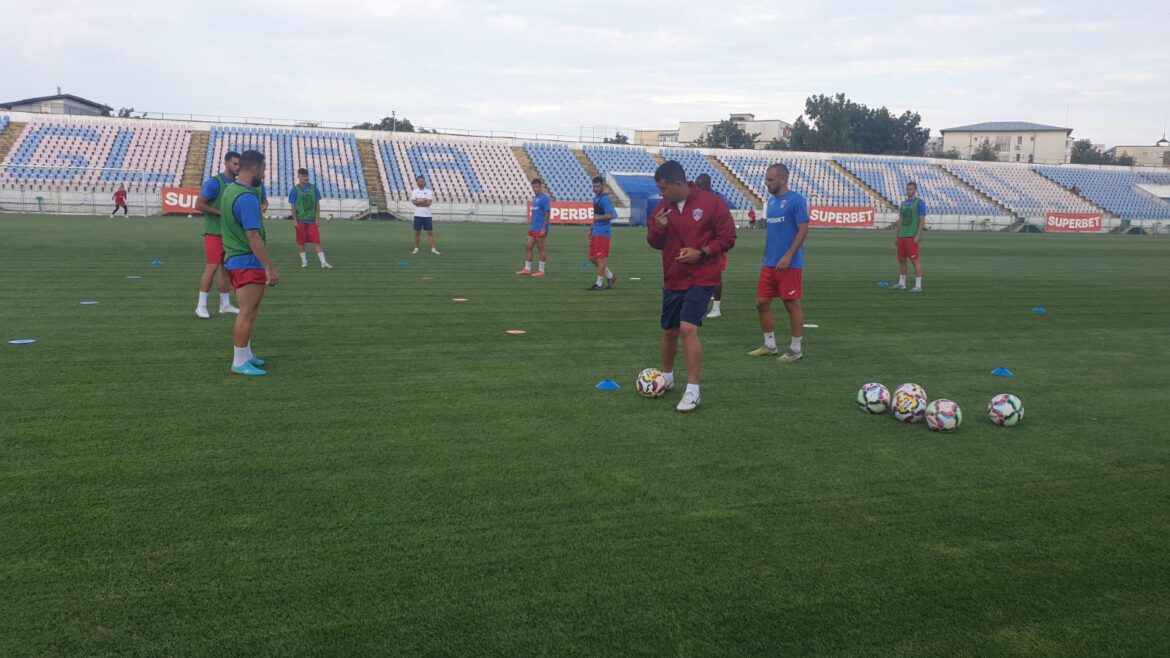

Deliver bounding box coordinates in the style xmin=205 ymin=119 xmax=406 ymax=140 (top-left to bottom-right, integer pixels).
xmin=940 ymin=121 xmax=1072 ymax=165
xmin=0 ymin=93 xmax=106 ymax=116
xmin=635 ymin=113 xmax=792 ymax=149
xmin=1105 ymin=138 xmax=1170 ymax=167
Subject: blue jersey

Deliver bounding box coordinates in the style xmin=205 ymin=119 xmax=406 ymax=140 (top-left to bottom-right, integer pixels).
xmin=592 ymin=193 xmax=617 ymax=237
xmin=530 ymin=193 xmax=551 ymax=232
xmin=225 ymin=191 xmax=265 ymax=271
xmin=200 ymin=174 xmax=229 ymax=202
xmin=763 ymin=191 xmax=809 ymax=269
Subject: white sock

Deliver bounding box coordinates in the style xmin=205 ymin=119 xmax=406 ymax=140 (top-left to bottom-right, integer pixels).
xmin=198 ymin=291 xmax=209 ymax=308
xmin=605 ymin=267 xmax=614 ymax=279
xmin=764 ymin=332 xmax=776 ymax=349
xmin=711 ymin=300 xmax=721 ymax=313
xmin=663 ymin=371 xmax=674 ymax=386
xmin=219 ymin=292 xmax=230 ymax=307
xmin=685 ymin=383 xmax=700 ymax=397
xmin=318 ymin=251 xmax=327 ymax=264
xmin=524 ymin=261 xmax=532 ymax=270
xmin=898 ymin=275 xmax=906 ymax=285
xmin=245 ymin=341 xmax=254 ymax=361
xmin=915 ymin=277 xmax=922 ymax=288
xmin=232 ymin=346 xmax=250 ymax=368
xmin=596 ymin=276 xmax=605 ymax=286
xmin=538 ymin=261 xmax=546 ymax=273
xmin=300 ymin=252 xmax=308 ymax=265
xmin=791 ymin=336 xmax=803 ymax=353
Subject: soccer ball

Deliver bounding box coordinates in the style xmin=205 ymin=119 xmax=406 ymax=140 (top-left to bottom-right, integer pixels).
xmin=635 ymin=368 xmax=669 ymax=399
xmin=856 ymin=383 xmax=891 ymax=414
xmin=891 ymin=389 xmax=927 ymax=423
xmin=895 ymin=383 xmax=927 ymax=401
xmin=925 ymin=399 xmax=962 ymax=432
xmin=988 ymin=394 xmax=1024 ymax=427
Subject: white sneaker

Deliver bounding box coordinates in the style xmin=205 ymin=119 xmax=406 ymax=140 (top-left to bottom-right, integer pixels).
xmin=892 ymin=283 xmax=906 ymax=290
xmin=910 ymin=286 xmax=922 ymax=293
xmin=195 ymin=306 xmax=210 ymax=319
xmin=301 ymin=261 xmax=308 ymax=268
xmin=412 ymin=248 xmax=419 ymax=254
xmin=706 ymin=309 xmax=721 ymax=318
xmin=431 ymin=248 xmax=441 ymax=255
xmin=321 ymin=262 xmax=333 ymax=269
xmin=676 ymin=391 xmax=700 ymax=413
xmin=778 ymin=349 xmax=803 ymax=363
xmin=219 ymin=304 xmax=240 ymax=315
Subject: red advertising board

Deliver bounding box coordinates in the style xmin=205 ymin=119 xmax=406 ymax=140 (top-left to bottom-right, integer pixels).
xmin=528 ymin=200 xmax=594 ymax=225
xmin=161 ymin=187 xmax=202 ymax=214
xmin=1045 ymin=213 xmax=1103 ymax=232
xmin=808 ymin=205 xmax=876 ymax=228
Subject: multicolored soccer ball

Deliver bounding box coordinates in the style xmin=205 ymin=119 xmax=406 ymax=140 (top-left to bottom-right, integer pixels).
xmin=636 ymin=368 xmax=669 ymax=399
xmin=925 ymin=399 xmax=962 ymax=432
xmin=857 ymin=383 xmax=891 ymax=414
xmin=988 ymin=393 xmax=1024 ymax=427
xmin=892 ymin=389 xmax=928 ymax=423
xmin=895 ymin=383 xmax=927 ymax=401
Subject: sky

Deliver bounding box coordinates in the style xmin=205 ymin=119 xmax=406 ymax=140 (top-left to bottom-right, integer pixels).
xmin=5 ymin=0 xmax=1169 ymax=147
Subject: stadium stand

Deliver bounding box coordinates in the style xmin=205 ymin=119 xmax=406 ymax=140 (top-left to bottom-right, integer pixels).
xmin=0 ymin=116 xmax=189 ymax=189
xmin=375 ymin=136 xmax=530 ymax=205
xmin=943 ymin=162 xmax=1099 ymax=216
xmin=1034 ymin=166 xmax=1170 ymax=219
xmin=660 ymin=149 xmax=749 ymax=209
xmin=1138 ymin=170 xmax=1170 ymax=185
xmin=582 ymin=145 xmax=658 ymax=176
xmin=205 ymin=126 xmax=367 ymax=199
xmin=0 ymin=116 xmax=8 ymax=135
xmin=836 ymin=157 xmax=1003 ymax=215
xmin=523 ymin=143 xmax=592 ymax=202
xmin=720 ymin=154 xmax=874 ymax=208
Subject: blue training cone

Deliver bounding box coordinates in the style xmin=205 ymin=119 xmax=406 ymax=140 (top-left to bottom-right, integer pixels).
xmin=595 ymin=379 xmax=621 ymax=391
xmin=580 ymin=261 xmax=590 ymax=268
xmin=152 ymin=259 xmax=163 ymax=266
xmin=991 ymin=367 xmax=1014 ymax=377
xmin=877 ymin=281 xmax=889 ymax=287
xmin=398 ymin=261 xmax=409 ymax=266
xmin=1032 ymin=306 xmax=1047 ymax=313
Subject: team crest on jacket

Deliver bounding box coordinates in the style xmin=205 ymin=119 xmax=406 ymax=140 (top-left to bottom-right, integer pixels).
xmin=692 ymin=209 xmax=703 ymax=221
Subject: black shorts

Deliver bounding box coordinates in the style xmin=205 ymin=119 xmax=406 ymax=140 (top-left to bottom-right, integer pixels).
xmin=413 ymin=216 xmax=434 ymax=231
xmin=661 ymin=286 xmax=714 ymax=330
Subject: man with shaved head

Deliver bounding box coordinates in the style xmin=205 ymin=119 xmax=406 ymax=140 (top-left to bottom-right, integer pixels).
xmin=748 ymin=163 xmax=809 ymax=364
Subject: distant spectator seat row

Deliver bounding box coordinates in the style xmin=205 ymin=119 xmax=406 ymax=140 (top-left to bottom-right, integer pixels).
xmin=1034 ymin=166 xmax=1170 ymax=219
xmin=836 ymin=157 xmax=1003 ymax=215
xmin=718 ymin=154 xmax=874 ymax=209
xmin=1138 ymin=170 xmax=1170 ymax=185
xmin=0 ymin=116 xmax=189 ymax=190
xmin=583 ymin=145 xmax=658 ymax=176
xmin=660 ymin=149 xmax=750 ymax=209
xmin=943 ymin=162 xmax=1098 ymax=216
xmin=376 ymin=136 xmax=531 ymax=205
xmin=0 ymin=116 xmax=9 ymax=135
xmin=524 ymin=143 xmax=592 ymax=202
xmin=204 ymin=126 xmax=367 ymax=199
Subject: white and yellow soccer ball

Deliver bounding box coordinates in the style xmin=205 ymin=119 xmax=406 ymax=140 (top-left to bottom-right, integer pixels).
xmin=988 ymin=393 xmax=1024 ymax=427
xmin=857 ymin=383 xmax=891 ymax=414
xmin=925 ymin=399 xmax=962 ymax=432
xmin=895 ymin=383 xmax=927 ymax=401
xmin=892 ymin=388 xmax=928 ymax=423
xmin=635 ymin=368 xmax=669 ymax=399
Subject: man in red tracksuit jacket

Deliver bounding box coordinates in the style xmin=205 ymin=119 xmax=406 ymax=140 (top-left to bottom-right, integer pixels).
xmin=647 ymin=160 xmax=737 ymax=413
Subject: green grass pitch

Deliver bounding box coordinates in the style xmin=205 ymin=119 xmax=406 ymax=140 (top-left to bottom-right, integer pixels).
xmin=2 ymin=215 xmax=1169 ymax=655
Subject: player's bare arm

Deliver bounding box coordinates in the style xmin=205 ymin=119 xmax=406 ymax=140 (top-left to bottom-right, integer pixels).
xmin=195 ymin=195 xmax=220 ymax=216
xmin=777 ymin=223 xmax=809 ymax=270
xmin=247 ymin=230 xmax=278 ymax=286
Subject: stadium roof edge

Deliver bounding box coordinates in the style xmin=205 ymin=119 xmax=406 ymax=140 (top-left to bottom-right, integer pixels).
xmin=941 ymin=121 xmax=1071 ymax=134
xmin=0 ymin=93 xmax=106 ymax=110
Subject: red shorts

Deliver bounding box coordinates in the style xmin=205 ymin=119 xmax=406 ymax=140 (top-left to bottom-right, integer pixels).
xmin=757 ymin=267 xmax=804 ymax=300
xmin=896 ymin=237 xmax=920 ymax=260
xmin=528 ymin=230 xmax=547 ymax=239
xmin=203 ymin=234 xmax=225 ymax=265
xmin=589 ymin=235 xmax=610 ymax=259
xmin=295 ymin=222 xmax=321 ymax=245
xmin=228 ymin=268 xmax=266 ymax=289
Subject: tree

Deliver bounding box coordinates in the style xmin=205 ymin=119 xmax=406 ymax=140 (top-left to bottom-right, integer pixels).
xmin=789 ymin=93 xmax=930 ymax=156
xmin=604 ymin=132 xmax=629 ymax=144
xmin=697 ymin=119 xmax=760 ymax=149
xmin=1117 ymin=154 xmax=1136 ymax=167
xmin=764 ymin=137 xmax=789 ymax=150
xmin=116 ymin=107 xmax=135 ymax=118
xmin=352 ymin=116 xmax=415 ymax=132
xmin=99 ymin=104 xmax=113 ymax=117
xmin=970 ymin=140 xmax=1000 ymax=162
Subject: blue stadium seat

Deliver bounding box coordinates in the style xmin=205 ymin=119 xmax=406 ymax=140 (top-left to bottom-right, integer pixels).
xmin=1034 ymin=166 xmax=1170 ymax=219
xmin=524 ymin=143 xmax=591 ymax=202
xmin=661 ymin=149 xmax=748 ymax=209
xmin=836 ymin=157 xmax=1002 ymax=215
xmin=204 ymin=126 xmax=368 ymax=199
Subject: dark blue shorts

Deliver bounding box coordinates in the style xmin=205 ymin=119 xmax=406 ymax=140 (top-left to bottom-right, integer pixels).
xmin=413 ymin=215 xmax=434 ymax=231
xmin=661 ymin=286 xmax=714 ymax=330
